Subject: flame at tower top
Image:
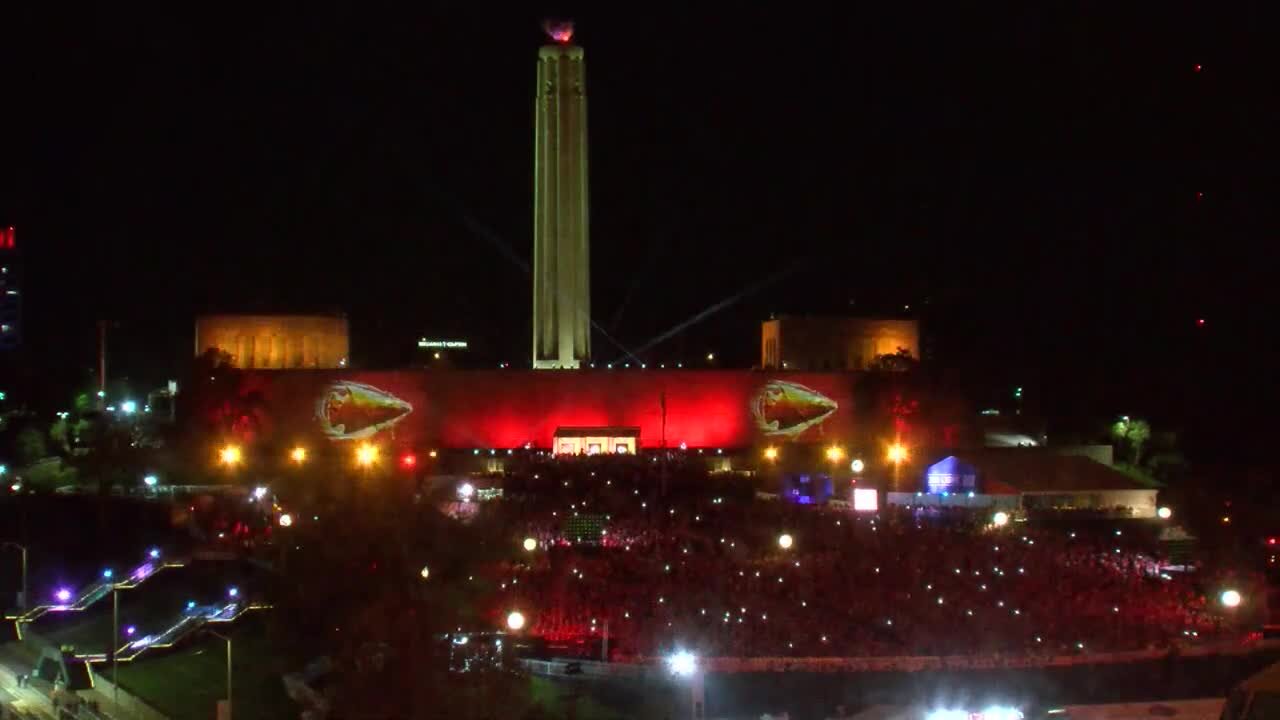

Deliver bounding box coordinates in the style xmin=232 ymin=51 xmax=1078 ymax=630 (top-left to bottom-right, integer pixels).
xmin=543 ymin=19 xmax=574 ymax=44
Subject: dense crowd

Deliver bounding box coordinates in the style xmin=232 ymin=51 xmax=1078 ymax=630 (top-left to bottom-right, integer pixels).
xmin=473 ymin=455 xmax=1232 ymax=660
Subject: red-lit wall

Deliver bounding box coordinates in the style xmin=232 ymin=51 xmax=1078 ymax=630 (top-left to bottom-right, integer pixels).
xmin=238 ymin=370 xmax=857 ymax=450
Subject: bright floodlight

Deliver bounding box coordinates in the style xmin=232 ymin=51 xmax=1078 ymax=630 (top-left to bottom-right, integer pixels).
xmin=55 ymin=588 xmax=72 ymax=603
xmin=1221 ymin=589 xmax=1242 ymax=608
xmin=355 ymin=442 xmax=378 ymax=467
xmin=850 ymin=458 xmax=865 ymax=473
xmin=143 ymin=474 xmax=158 ymax=487
xmin=420 ymin=565 xmax=430 ymax=580
xmin=825 ymin=446 xmax=844 ymax=463
xmin=887 ymin=443 xmax=908 ymax=464
xmin=993 ymin=511 xmax=1010 ymax=527
xmin=763 ymin=447 xmax=779 ymax=461
xmin=219 ymin=444 xmax=242 ymax=466
xmin=149 ymin=547 xmax=161 ymax=559
xmin=666 ymin=650 xmax=697 ymax=677
xmin=506 ymin=611 xmax=526 ymax=631
xmin=120 ymin=400 xmax=137 ymax=414
xmin=458 ymin=482 xmax=476 ymax=501
xmin=278 ymin=513 xmax=294 ymax=528
xmin=777 ymin=533 xmax=794 ymax=550
xmin=125 ymin=625 xmax=136 ymax=637
xmin=1157 ymin=506 xmax=1172 ymax=519
xmin=253 ymin=486 xmax=268 ymax=500
xmin=228 ymin=586 xmax=239 ymax=598
xmin=102 ymin=569 xmax=114 ymax=580
xmin=290 ymin=446 xmax=307 ymax=464
xmin=523 ymin=537 xmax=538 ymax=552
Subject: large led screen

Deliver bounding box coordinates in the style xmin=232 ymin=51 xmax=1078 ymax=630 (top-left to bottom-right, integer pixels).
xmin=233 ymin=370 xmax=856 ymax=450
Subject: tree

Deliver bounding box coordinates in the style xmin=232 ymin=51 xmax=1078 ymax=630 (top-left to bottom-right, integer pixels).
xmin=1111 ymin=417 xmax=1152 ymax=467
xmin=15 ymin=426 xmax=48 ymax=466
xmin=868 ymin=347 xmax=919 ymax=373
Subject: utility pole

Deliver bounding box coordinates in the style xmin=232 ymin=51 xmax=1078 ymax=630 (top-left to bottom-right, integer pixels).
xmin=1 ymin=542 xmax=26 ymax=610
xmin=98 ymin=320 xmax=108 ymax=410
xmin=111 ymin=585 xmax=119 ymax=707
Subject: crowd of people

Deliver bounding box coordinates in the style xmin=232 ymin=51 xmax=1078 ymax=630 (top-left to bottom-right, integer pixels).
xmin=471 ymin=454 xmax=1238 ymax=661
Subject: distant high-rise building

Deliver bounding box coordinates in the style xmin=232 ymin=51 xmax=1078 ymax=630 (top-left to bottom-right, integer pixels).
xmin=532 ymin=20 xmax=591 ymax=369
xmin=0 ymin=226 xmax=21 ymax=350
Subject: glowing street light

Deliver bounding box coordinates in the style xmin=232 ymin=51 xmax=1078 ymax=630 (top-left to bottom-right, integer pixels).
xmin=523 ymin=537 xmax=538 ymax=552
xmin=887 ymin=443 xmax=908 ymax=464
xmin=1221 ymin=589 xmax=1243 ymax=608
xmin=419 ymin=565 xmax=430 ymax=580
xmin=992 ymin=511 xmax=1010 ymax=527
xmin=219 ymin=444 xmax=242 ymax=467
xmin=666 ymin=650 xmax=698 ymax=677
xmin=290 ymin=446 xmax=307 ymax=464
xmin=825 ymin=446 xmax=844 ymax=463
xmin=506 ymin=611 xmax=526 ymax=631
xmin=458 ymin=482 xmax=476 ymax=501
xmin=149 ymin=548 xmax=161 ymax=559
xmin=143 ymin=475 xmax=158 ymax=488
xmin=777 ymin=533 xmax=794 ymax=550
xmin=763 ymin=447 xmax=779 ymax=461
xmin=120 ymin=400 xmax=137 ymax=414
xmin=228 ymin=586 xmax=239 ymax=598
xmin=355 ymin=443 xmax=379 ymax=467
xmin=1157 ymin=506 xmax=1172 ymax=520
xmin=253 ymin=486 xmax=268 ymax=500
xmin=55 ymin=588 xmax=72 ymax=603
xmin=278 ymin=513 xmax=294 ymax=528
xmin=850 ymin=458 xmax=865 ymax=473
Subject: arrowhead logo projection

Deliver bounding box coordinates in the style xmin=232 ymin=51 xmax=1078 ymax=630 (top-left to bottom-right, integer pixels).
xmin=314 ymin=381 xmax=413 ymax=441
xmin=751 ymin=381 xmax=838 ymax=439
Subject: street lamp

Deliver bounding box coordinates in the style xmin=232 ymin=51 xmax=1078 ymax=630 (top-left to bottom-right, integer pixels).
xmin=419 ymin=565 xmax=430 ymax=580
xmin=1157 ymin=506 xmax=1172 ymax=520
xmin=1221 ymin=589 xmax=1243 ymax=608
xmin=777 ymin=533 xmax=794 ymax=550
xmin=1 ymin=541 xmax=27 ymax=610
xmin=208 ymin=629 xmax=233 ymax=720
xmin=143 ymin=474 xmax=158 ymax=488
xmin=667 ymin=650 xmax=698 ymax=677
xmin=825 ymin=446 xmax=844 ymax=463
xmin=507 ymin=611 xmax=526 ymax=631
xmin=992 ymin=511 xmax=1010 ymax=527
xmin=887 ymin=443 xmax=908 ymax=464
xmin=219 ymin=444 xmax=242 ymax=467
xmin=523 ymin=537 xmax=538 ymax=552
xmin=850 ymin=458 xmax=865 ymax=474
xmin=355 ymin=442 xmax=378 ymax=468
xmin=290 ymin=446 xmax=307 ymax=464
xmin=278 ymin=513 xmax=294 ymax=528
xmin=763 ymin=447 xmax=778 ymax=462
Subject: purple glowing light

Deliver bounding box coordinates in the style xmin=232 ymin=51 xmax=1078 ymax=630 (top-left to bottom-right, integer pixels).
xmin=125 ymin=625 xmax=136 ymax=636
xmin=55 ymin=588 xmax=72 ymax=603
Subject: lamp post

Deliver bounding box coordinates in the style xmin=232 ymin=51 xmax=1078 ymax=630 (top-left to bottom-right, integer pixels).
xmin=111 ymin=579 xmax=119 ymax=707
xmin=209 ymin=629 xmax=232 ymax=719
xmin=1 ymin=541 xmax=27 ymax=610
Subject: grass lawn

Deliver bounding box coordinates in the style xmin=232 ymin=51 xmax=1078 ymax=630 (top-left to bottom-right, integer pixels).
xmin=112 ymin=616 xmax=296 ymax=720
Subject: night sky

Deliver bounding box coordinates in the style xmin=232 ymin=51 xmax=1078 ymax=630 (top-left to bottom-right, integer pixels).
xmin=0 ymin=5 xmax=1273 ymax=460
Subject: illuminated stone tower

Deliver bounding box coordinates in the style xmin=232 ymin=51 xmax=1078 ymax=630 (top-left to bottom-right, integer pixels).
xmin=532 ymin=21 xmax=590 ymax=369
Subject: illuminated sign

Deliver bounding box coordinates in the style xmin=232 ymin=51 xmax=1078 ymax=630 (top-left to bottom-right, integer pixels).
xmin=853 ymin=487 xmax=878 ymax=512
xmin=418 ymin=339 xmax=469 ymax=349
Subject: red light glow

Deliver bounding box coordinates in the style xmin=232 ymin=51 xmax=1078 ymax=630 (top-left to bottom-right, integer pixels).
xmin=1197 ymin=318 xmax=1206 ymax=327
xmin=1194 ymin=64 xmax=1203 ymax=73
xmin=544 ymin=20 xmax=574 ymax=44
xmin=401 ymin=453 xmax=417 ymax=469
